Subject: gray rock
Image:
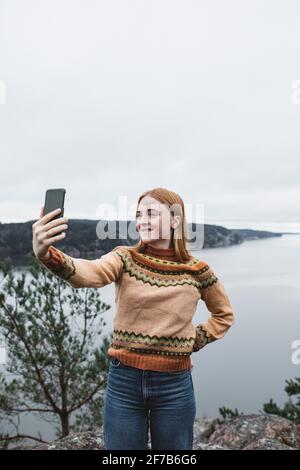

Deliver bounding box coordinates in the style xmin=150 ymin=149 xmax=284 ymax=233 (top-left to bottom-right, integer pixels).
xmin=10 ymin=414 xmax=300 ymax=450
xmin=207 ymin=413 xmax=300 ymax=450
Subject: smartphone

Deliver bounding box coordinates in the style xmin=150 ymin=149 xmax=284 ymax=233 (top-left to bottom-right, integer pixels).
xmin=44 ymin=188 xmax=66 ymax=220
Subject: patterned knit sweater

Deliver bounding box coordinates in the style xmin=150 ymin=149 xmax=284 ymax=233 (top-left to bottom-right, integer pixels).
xmin=37 ymin=243 xmax=235 ymax=372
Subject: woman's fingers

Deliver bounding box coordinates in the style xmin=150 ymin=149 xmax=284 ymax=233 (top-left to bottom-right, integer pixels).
xmin=43 ymin=231 xmax=66 ymax=246
xmin=33 ymin=207 xmax=61 ymax=229
xmin=44 ymin=215 xmax=69 ymax=232
xmin=32 ymin=207 xmax=67 ymax=259
xmin=44 ymin=223 xmax=68 ymax=238
xmin=41 ymin=208 xmax=62 ymax=225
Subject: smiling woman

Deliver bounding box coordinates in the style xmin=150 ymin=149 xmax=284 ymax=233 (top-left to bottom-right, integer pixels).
xmin=136 ymin=206 xmax=158 ymax=235
xmin=34 ymin=186 xmax=235 ymax=450
xmin=132 ymin=187 xmax=191 ymax=261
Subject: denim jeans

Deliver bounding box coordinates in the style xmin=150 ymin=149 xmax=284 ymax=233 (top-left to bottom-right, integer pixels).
xmin=103 ymin=356 xmax=197 ymax=450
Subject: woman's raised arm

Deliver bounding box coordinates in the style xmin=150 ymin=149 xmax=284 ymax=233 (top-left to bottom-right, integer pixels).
xmin=32 ymin=206 xmax=123 ymax=288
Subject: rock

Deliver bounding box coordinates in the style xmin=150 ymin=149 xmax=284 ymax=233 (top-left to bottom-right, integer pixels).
xmin=243 ymin=438 xmax=294 ymax=450
xmin=34 ymin=430 xmax=105 ymax=450
xmin=193 ymin=416 xmax=221 ymax=443
xmin=194 ymin=442 xmax=228 ymax=450
xmin=10 ymin=414 xmax=300 ymax=450
xmin=207 ymin=414 xmax=300 ymax=450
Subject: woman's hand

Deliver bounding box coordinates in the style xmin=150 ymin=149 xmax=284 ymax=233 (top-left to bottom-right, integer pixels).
xmin=32 ymin=206 xmax=69 ymax=260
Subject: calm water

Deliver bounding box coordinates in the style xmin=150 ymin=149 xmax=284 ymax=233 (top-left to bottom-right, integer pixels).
xmin=1 ymin=233 xmax=299 ymax=442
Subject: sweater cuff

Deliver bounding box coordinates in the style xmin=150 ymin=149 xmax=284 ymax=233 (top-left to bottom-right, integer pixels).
xmin=193 ymin=324 xmax=215 ymax=352
xmin=39 ymin=245 xmax=63 ymax=267
xmin=39 ymin=246 xmax=76 ymax=281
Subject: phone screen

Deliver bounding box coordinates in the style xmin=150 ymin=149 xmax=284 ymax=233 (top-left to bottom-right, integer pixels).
xmin=44 ymin=188 xmax=66 ymax=220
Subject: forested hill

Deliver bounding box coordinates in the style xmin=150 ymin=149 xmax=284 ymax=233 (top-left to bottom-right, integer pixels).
xmin=0 ymin=219 xmax=282 ymax=267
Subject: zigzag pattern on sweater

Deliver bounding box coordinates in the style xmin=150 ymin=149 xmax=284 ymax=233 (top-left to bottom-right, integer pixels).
xmin=110 ymin=329 xmax=195 ymax=356
xmin=115 ymin=248 xmax=219 ymax=291
xmin=110 ymin=345 xmax=191 ymax=357
xmin=193 ymin=325 xmax=216 ymax=352
xmin=46 ymin=246 xmax=76 ymax=280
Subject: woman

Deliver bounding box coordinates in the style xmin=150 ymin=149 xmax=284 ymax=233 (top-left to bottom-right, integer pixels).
xmin=32 ymin=187 xmax=235 ymax=450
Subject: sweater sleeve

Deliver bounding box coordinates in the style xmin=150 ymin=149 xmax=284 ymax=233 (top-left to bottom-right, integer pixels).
xmin=193 ymin=265 xmax=235 ymax=352
xmin=37 ymin=245 xmax=124 ymax=289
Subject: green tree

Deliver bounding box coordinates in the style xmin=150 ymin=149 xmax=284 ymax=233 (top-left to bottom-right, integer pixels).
xmin=218 ymin=377 xmax=300 ymax=425
xmin=263 ymin=377 xmax=300 ymax=423
xmin=219 ymin=406 xmax=240 ymax=420
xmin=0 ymin=257 xmax=113 ymax=448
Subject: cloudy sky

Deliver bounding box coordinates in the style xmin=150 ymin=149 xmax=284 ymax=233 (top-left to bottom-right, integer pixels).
xmin=0 ymin=0 xmax=299 ymax=231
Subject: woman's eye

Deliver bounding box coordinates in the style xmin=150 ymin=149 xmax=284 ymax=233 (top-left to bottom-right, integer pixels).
xmin=136 ymin=211 xmax=158 ymax=218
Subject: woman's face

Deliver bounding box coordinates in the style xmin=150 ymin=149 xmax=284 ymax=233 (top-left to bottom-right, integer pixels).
xmin=135 ymin=196 xmax=174 ymax=243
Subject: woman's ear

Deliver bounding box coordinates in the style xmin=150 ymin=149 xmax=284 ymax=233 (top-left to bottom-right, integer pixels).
xmin=171 ymin=215 xmax=181 ymax=229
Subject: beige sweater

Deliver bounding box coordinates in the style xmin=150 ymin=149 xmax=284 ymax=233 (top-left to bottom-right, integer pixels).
xmin=38 ymin=243 xmax=235 ymax=372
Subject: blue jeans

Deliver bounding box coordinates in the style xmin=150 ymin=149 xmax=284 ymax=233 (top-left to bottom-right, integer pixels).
xmin=103 ymin=357 xmax=197 ymax=450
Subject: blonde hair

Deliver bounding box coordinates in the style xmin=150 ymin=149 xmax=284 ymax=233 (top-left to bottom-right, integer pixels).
xmin=127 ymin=187 xmax=192 ymax=262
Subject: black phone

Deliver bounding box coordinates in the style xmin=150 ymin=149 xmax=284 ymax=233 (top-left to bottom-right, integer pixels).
xmin=44 ymin=188 xmax=66 ymax=220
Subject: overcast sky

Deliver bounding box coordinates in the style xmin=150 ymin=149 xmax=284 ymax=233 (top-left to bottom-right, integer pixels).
xmin=0 ymin=0 xmax=299 ymax=231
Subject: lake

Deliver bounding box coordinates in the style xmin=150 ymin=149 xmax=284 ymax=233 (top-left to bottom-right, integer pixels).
xmin=1 ymin=233 xmax=299 ymax=443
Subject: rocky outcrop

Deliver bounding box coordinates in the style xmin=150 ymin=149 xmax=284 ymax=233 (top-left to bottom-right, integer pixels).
xmin=11 ymin=414 xmax=300 ymax=450
xmin=195 ymin=414 xmax=300 ymax=450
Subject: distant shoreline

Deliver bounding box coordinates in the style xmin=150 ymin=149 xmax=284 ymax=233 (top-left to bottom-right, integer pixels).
xmin=0 ymin=219 xmax=291 ymax=267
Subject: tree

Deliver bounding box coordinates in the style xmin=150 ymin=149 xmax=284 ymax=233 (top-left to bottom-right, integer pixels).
xmin=218 ymin=377 xmax=300 ymax=425
xmin=219 ymin=406 xmax=240 ymax=420
xmin=0 ymin=256 xmax=113 ymax=448
xmin=263 ymin=377 xmax=300 ymax=423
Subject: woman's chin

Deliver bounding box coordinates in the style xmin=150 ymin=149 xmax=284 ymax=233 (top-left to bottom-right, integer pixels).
xmin=140 ymin=233 xmax=158 ymax=242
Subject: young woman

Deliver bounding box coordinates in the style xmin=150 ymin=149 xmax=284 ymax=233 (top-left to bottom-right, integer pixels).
xmin=32 ymin=187 xmax=235 ymax=450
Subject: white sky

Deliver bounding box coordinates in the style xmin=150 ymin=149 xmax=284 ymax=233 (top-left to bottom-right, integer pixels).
xmin=0 ymin=0 xmax=299 ymax=230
